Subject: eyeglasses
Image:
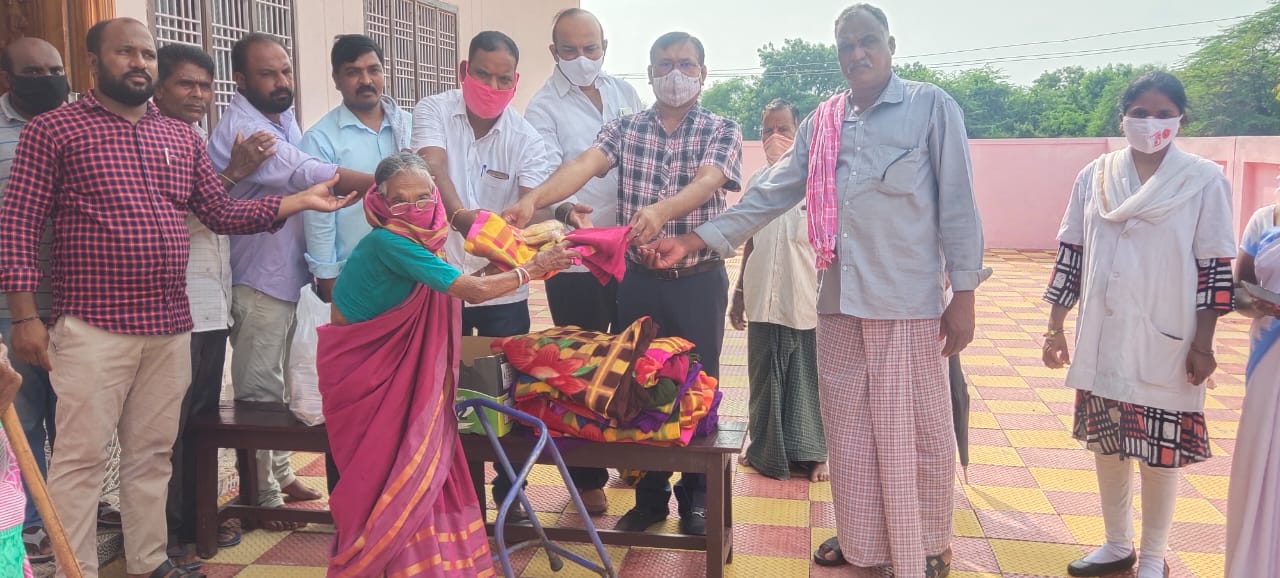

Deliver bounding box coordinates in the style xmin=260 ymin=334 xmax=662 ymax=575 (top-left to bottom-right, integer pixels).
xmin=652 ymin=61 xmax=700 ymax=76
xmin=388 ymin=197 xmax=436 ymax=215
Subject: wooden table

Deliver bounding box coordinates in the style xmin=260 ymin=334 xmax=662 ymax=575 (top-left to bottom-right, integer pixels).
xmin=460 ymin=421 xmax=747 ymax=578
xmin=189 ymin=401 xmax=333 ymax=558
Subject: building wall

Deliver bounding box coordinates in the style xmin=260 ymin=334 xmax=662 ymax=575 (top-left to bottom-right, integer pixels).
xmin=124 ymin=0 xmax=575 ymax=128
xmin=735 ymin=137 xmax=1280 ymax=250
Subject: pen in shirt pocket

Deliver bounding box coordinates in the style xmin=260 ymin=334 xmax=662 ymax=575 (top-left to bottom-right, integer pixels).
xmin=164 ymin=147 xmax=171 ymax=166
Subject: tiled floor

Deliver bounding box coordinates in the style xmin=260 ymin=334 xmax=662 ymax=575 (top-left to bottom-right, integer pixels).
xmin=98 ymin=250 xmax=1245 ymax=577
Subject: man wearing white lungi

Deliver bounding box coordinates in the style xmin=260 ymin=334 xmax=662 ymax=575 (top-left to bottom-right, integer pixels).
xmin=639 ymin=4 xmax=984 ymax=576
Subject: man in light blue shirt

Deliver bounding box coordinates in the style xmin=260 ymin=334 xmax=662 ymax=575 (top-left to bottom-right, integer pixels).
xmin=300 ymin=35 xmax=411 ymax=303
xmin=208 ymin=33 xmax=374 ymax=518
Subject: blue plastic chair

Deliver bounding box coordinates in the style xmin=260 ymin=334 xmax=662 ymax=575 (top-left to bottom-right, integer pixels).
xmin=455 ymin=398 xmax=616 ymax=578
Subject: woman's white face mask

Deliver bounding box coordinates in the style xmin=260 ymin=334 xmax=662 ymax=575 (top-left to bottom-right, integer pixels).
xmin=1122 ymin=116 xmax=1182 ymax=154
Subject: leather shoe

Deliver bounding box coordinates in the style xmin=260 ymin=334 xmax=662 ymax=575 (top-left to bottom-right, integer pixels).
xmin=578 ymin=488 xmax=608 ymax=515
xmin=614 ymin=507 xmax=667 ymax=532
xmin=1066 ymin=550 xmax=1136 ymax=577
xmin=679 ymin=506 xmax=706 ymax=536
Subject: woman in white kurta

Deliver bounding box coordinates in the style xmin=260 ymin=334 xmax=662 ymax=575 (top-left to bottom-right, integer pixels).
xmin=1041 ymin=72 xmax=1235 ymax=578
xmin=1225 ymin=194 xmax=1280 ymax=577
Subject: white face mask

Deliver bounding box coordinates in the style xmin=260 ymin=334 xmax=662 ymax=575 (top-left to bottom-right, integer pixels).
xmin=1122 ymin=116 xmax=1182 ymax=154
xmin=557 ymin=55 xmax=603 ymax=87
xmin=651 ymin=69 xmax=702 ymax=107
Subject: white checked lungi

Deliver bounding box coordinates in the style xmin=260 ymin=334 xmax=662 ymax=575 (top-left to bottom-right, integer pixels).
xmin=817 ymin=315 xmax=955 ymax=576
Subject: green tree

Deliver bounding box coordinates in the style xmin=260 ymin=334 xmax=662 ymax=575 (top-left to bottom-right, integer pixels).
xmin=1179 ymin=1 xmax=1280 ymax=135
xmin=701 ymin=77 xmax=762 ymax=138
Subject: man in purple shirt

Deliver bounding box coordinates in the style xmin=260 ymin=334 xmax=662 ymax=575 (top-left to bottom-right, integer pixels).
xmin=207 ymin=33 xmax=373 ymax=522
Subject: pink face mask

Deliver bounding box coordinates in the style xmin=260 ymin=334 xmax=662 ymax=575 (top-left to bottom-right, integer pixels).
xmin=460 ymin=62 xmax=518 ymax=119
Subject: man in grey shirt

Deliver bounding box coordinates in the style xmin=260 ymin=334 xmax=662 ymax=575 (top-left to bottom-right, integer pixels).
xmin=642 ymin=4 xmax=983 ymax=576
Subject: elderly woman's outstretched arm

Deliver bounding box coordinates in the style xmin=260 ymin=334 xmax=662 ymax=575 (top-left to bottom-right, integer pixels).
xmin=446 ymin=244 xmax=576 ymax=304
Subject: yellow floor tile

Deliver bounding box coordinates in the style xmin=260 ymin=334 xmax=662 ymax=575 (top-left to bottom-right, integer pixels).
xmin=986 ymin=330 xmax=1032 ymax=340
xmin=1034 ymin=387 xmax=1076 ymax=403
xmin=969 ymin=375 xmax=1029 ymax=389
xmin=988 ymin=538 xmax=1084 ymax=575
xmin=731 ymin=496 xmax=809 ymax=527
xmin=1209 ymin=421 xmax=1239 ymax=440
xmin=810 ymin=481 xmax=832 ymax=502
xmin=526 ymin=464 xmax=567 ymax=486
xmin=970 ymin=411 xmax=1001 ymax=429
xmin=985 ymin=400 xmax=1052 ymax=415
xmin=964 ymin=355 xmax=1014 ymax=367
xmin=1202 ymin=395 xmax=1229 ymax=410
xmin=1179 ymin=551 xmax=1227 ymax=578
xmin=1184 ymin=474 xmax=1231 ymax=500
xmin=1173 ymin=497 xmax=1227 ymax=524
xmin=969 ymin=338 xmax=995 ymax=348
xmin=1060 ymin=514 xmax=1105 ymax=546
xmin=968 ymin=445 xmax=1025 ymax=467
xmin=1015 ymin=365 xmax=1069 ymax=378
xmin=1029 ymin=468 xmax=1099 ymax=493
xmin=998 ymin=347 xmax=1045 ymax=358
xmin=205 ymin=529 xmax=289 ymax=565
xmin=1005 ymin=429 xmax=1083 ymax=449
xmin=519 ymin=544 xmax=627 ymax=578
xmin=950 ymin=573 xmax=1002 ymax=578
xmin=964 ymin=485 xmax=1054 ymax=513
xmin=1007 ymin=312 xmax=1045 ymax=320
xmin=954 ymin=508 xmax=983 ymax=538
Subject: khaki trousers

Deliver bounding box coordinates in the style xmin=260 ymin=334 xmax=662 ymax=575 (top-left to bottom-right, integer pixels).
xmin=229 ymin=285 xmax=297 ymax=507
xmin=47 ymin=316 xmax=190 ymax=577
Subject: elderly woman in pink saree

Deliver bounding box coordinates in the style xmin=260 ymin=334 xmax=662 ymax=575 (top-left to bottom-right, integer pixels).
xmin=317 ymin=153 xmax=575 ymax=578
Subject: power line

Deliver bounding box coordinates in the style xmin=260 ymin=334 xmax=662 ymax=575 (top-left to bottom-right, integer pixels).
xmin=610 ymin=14 xmax=1243 ymax=79
xmin=613 ymin=37 xmax=1207 ymax=80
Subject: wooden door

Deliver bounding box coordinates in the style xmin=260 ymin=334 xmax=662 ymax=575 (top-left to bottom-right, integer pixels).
xmin=0 ymin=0 xmax=114 ymax=94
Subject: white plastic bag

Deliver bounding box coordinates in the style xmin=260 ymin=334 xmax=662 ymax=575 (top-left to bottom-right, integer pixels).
xmin=287 ymin=285 xmax=330 ymax=426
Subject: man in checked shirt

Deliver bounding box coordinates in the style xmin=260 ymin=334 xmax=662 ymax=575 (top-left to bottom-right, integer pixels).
xmin=504 ymin=31 xmax=742 ymax=537
xmin=0 ymin=18 xmax=356 ymax=578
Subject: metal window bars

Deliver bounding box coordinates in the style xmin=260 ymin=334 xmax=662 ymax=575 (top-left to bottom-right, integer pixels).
xmin=151 ymin=0 xmax=297 ymax=125
xmin=365 ymin=0 xmax=459 ymax=109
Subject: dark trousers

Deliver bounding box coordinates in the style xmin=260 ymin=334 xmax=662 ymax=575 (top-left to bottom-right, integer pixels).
xmin=462 ymin=300 xmax=531 ymax=337
xmin=618 ymin=263 xmax=728 ymax=514
xmin=167 ymin=329 xmax=229 ymax=544
xmin=543 ymin=272 xmax=619 ymax=491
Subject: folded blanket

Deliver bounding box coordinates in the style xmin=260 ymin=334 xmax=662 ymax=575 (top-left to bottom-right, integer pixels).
xmin=492 ymin=317 xmax=657 ymax=422
xmin=463 ymin=210 xmax=630 ymax=283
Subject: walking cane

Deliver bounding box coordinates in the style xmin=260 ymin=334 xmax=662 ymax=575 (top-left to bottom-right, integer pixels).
xmin=0 ymin=365 xmax=83 ymax=578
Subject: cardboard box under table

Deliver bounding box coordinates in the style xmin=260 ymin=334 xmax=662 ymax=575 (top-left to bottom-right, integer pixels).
xmin=457 ymin=336 xmax=517 ymax=436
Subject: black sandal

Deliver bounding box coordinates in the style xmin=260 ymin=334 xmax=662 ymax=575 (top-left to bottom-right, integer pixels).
xmin=148 ymin=559 xmax=206 ymax=578
xmin=813 ymin=536 xmax=849 ymax=567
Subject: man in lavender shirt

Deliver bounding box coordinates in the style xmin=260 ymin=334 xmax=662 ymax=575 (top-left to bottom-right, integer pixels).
xmin=208 ymin=33 xmax=373 ymax=520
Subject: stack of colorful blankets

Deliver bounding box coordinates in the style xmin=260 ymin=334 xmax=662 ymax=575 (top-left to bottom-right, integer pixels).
xmin=490 ymin=316 xmax=721 ymax=446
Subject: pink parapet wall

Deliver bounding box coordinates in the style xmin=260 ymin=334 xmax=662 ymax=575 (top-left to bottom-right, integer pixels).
xmin=732 ymin=137 xmax=1280 ymax=250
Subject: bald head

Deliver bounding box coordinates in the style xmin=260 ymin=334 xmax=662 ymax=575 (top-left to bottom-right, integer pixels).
xmin=1 ymin=37 xmax=63 ymax=77
xmin=549 ymin=8 xmax=607 ymax=68
xmin=551 ymin=9 xmax=603 ymax=44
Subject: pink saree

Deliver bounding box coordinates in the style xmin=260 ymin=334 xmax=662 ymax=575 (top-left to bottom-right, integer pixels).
xmin=318 ymin=188 xmax=494 ymax=578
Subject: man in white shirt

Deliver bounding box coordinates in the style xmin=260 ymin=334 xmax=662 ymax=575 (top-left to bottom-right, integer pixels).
xmin=412 ymin=31 xmax=567 ymax=339
xmin=522 ymin=8 xmax=643 ymax=516
xmin=411 ymin=30 xmax=580 ymax=518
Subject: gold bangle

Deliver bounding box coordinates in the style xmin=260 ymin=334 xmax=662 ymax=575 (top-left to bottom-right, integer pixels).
xmin=1043 ymin=329 xmax=1064 ymax=338
xmin=449 ymin=208 xmax=467 ymax=230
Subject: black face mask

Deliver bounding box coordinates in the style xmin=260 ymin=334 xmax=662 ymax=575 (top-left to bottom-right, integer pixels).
xmin=9 ymin=75 xmax=70 ymax=116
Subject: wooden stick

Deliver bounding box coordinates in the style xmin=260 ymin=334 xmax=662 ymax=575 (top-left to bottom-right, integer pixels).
xmin=2 ymin=405 xmax=83 ymax=578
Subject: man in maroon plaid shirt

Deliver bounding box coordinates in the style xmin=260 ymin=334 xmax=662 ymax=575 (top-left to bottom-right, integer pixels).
xmin=504 ymin=31 xmax=742 ymax=537
xmin=0 ymin=18 xmax=356 ymax=578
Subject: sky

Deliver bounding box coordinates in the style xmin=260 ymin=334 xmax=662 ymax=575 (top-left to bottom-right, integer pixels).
xmin=581 ymin=0 xmax=1273 ymax=99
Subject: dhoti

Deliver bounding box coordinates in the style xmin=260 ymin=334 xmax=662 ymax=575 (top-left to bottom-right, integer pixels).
xmin=817 ymin=315 xmax=954 ymax=575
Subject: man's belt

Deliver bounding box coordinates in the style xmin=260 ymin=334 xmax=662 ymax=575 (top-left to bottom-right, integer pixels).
xmin=627 ymin=259 xmax=724 ymax=281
